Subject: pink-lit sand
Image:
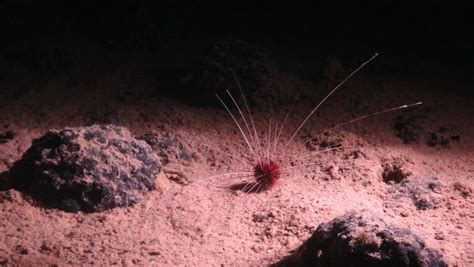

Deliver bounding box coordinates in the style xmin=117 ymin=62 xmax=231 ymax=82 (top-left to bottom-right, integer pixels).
xmin=0 ymin=75 xmax=473 ymax=266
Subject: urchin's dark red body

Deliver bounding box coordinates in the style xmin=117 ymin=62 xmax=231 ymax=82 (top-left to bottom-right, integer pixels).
xmin=254 ymin=160 xmax=281 ymax=191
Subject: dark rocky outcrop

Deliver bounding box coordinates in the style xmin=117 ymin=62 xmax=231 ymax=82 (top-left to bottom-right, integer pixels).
xmin=393 ymin=113 xmax=460 ymax=148
xmin=426 ymin=126 xmax=460 ymax=147
xmin=393 ymin=113 xmax=425 ymax=144
xmin=167 ymin=38 xmax=273 ymax=106
xmin=274 ymin=210 xmax=446 ymax=267
xmin=1 ymin=125 xmax=161 ymax=213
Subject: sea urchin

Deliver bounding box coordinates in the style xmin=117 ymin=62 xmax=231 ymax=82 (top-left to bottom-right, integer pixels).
xmin=254 ymin=160 xmax=281 ymax=191
xmin=208 ymin=53 xmax=422 ymax=195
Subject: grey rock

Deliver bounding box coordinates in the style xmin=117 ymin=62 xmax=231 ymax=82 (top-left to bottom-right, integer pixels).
xmin=138 ymin=132 xmax=196 ymax=166
xmin=5 ymin=124 xmax=161 ymax=213
xmin=274 ymin=210 xmax=446 ymax=267
xmin=388 ymin=179 xmax=444 ymax=210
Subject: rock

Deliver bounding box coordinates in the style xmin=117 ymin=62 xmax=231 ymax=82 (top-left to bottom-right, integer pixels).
xmin=0 ymin=130 xmax=15 ymax=144
xmin=274 ymin=210 xmax=446 ymax=267
xmin=393 ymin=113 xmax=425 ymax=144
xmin=426 ymin=126 xmax=460 ymax=148
xmin=452 ymin=182 xmax=471 ymax=198
xmin=427 ymin=180 xmax=443 ymax=194
xmin=0 ymin=189 xmax=24 ymax=204
xmin=322 ymin=164 xmax=342 ymax=180
xmin=177 ymin=38 xmax=273 ymax=105
xmin=388 ymin=179 xmax=443 ymax=210
xmin=303 ymin=132 xmax=343 ymax=152
xmin=393 ymin=113 xmax=460 ymax=148
xmin=382 ymin=158 xmax=412 ymax=184
xmin=137 ymin=132 xmax=196 ymax=166
xmin=5 ymin=124 xmax=161 ymax=213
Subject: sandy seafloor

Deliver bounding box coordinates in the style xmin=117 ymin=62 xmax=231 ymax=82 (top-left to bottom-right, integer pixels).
xmin=0 ymin=62 xmax=473 ymax=266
